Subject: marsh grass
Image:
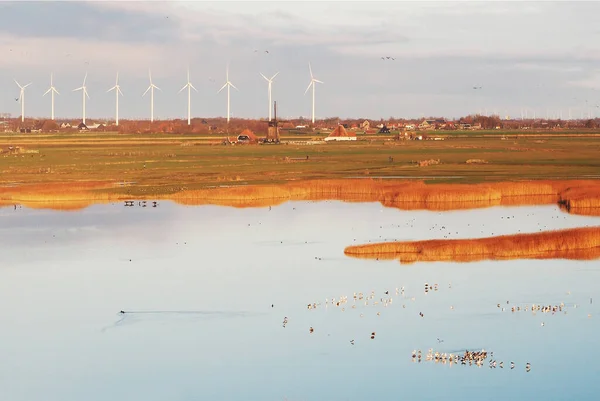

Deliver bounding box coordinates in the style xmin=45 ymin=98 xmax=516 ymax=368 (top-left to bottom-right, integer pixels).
xmin=344 ymin=226 xmax=600 ymax=263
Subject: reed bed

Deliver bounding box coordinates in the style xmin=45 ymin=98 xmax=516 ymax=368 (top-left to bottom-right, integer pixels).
xmin=3 ymin=178 xmax=600 ymax=213
xmin=344 ymin=226 xmax=600 ymax=263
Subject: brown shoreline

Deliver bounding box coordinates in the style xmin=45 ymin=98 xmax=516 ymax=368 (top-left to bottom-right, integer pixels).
xmin=1 ymin=178 xmax=600 ymax=215
xmin=344 ymin=226 xmax=600 ymax=263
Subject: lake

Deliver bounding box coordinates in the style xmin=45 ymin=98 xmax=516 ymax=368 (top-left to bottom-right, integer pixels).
xmin=1 ymin=200 xmax=599 ymax=401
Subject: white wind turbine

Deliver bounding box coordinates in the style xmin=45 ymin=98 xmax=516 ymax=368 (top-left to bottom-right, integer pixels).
xmin=217 ymin=64 xmax=238 ymax=123
xmin=73 ymin=73 xmax=90 ymax=124
xmin=14 ymin=79 xmax=32 ymax=123
xmin=260 ymin=71 xmax=279 ymax=121
xmin=107 ymin=72 xmax=123 ymax=126
xmin=178 ymin=67 xmax=198 ymax=126
xmin=143 ymin=70 xmax=161 ymax=122
xmin=43 ymin=73 xmax=59 ymax=120
xmin=304 ymin=63 xmax=323 ymax=124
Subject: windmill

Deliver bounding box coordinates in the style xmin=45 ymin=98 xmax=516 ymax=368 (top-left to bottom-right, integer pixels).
xmin=43 ymin=73 xmax=59 ymax=120
xmin=304 ymin=63 xmax=323 ymax=124
xmin=143 ymin=69 xmax=161 ymax=122
xmin=260 ymin=72 xmax=279 ymax=121
xmin=73 ymin=73 xmax=89 ymax=124
xmin=178 ymin=67 xmax=197 ymax=126
xmin=107 ymin=72 xmax=123 ymax=126
xmin=217 ymin=64 xmax=238 ymax=123
xmin=14 ymin=79 xmax=32 ymax=123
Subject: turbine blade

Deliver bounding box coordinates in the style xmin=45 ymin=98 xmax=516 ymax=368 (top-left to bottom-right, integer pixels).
xmin=190 ymin=83 xmax=198 ymax=92
xmin=23 ymin=82 xmax=32 ymax=88
xmin=314 ymin=79 xmax=324 ymax=84
xmin=83 ymin=72 xmax=87 ymax=86
xmin=271 ymin=72 xmax=279 ymax=80
xmin=260 ymin=73 xmax=268 ymax=81
xmin=44 ymin=88 xmax=51 ymax=96
xmin=116 ymin=72 xmax=119 ymax=85
xmin=304 ymin=81 xmax=312 ymax=94
xmin=309 ymin=62 xmax=313 ymax=78
xmin=73 ymin=86 xmax=83 ymax=91
xmin=179 ymin=84 xmax=187 ymax=93
xmin=230 ymin=82 xmax=238 ymax=91
xmin=217 ymin=82 xmax=227 ymax=93
xmin=54 ymin=88 xmax=60 ymax=95
xmin=154 ymin=85 xmax=162 ymax=91
xmin=14 ymin=79 xmax=22 ymax=89
xmin=149 ymin=69 xmax=153 ymax=84
xmin=118 ymin=87 xmax=124 ymax=96
xmin=85 ymin=88 xmax=90 ymax=99
xmin=143 ymin=86 xmax=151 ymax=96
xmin=107 ymin=86 xmax=116 ymax=93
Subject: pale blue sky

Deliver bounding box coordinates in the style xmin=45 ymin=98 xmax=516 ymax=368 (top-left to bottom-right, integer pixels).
xmin=1 ymin=1 xmax=599 ymax=121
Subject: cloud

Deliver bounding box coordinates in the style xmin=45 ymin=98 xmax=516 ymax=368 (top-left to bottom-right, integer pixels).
xmin=0 ymin=34 xmax=183 ymax=77
xmin=0 ymin=1 xmax=179 ymax=43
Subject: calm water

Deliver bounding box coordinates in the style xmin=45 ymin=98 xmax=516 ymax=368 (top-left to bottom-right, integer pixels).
xmin=1 ymin=201 xmax=599 ymax=401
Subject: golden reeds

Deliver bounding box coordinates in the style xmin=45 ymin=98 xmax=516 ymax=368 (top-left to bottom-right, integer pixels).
xmin=344 ymin=226 xmax=600 ymax=263
xmin=2 ymin=178 xmax=600 ymax=213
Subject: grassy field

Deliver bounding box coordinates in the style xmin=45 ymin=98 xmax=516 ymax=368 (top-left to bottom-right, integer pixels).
xmin=2 ymin=131 xmax=600 ymax=198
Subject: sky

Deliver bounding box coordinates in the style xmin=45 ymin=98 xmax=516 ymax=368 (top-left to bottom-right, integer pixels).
xmin=1 ymin=0 xmax=600 ymax=121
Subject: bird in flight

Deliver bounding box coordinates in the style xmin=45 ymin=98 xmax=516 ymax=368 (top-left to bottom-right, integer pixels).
xmin=473 ymin=86 xmax=482 ymax=89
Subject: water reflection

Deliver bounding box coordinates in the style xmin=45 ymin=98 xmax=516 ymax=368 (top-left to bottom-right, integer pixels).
xmin=0 ymin=201 xmax=599 ymax=401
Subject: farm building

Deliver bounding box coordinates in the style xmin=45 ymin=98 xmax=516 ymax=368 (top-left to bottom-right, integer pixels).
xmin=237 ymin=129 xmax=258 ymax=144
xmin=324 ymin=125 xmax=357 ymax=141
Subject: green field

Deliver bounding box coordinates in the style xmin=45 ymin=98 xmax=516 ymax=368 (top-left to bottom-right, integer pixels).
xmin=1 ymin=131 xmax=600 ymax=196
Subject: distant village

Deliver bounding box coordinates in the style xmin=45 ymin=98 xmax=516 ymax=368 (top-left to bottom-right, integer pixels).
xmin=1 ymin=113 xmax=599 ymax=141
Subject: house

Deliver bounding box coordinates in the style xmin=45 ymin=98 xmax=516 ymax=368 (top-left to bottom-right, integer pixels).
xmin=77 ymin=122 xmax=88 ymax=130
xmin=324 ymin=125 xmax=357 ymax=141
xmin=419 ymin=119 xmax=445 ymax=130
xmin=59 ymin=122 xmax=72 ymax=129
xmin=361 ymin=120 xmax=370 ymax=131
xmin=378 ymin=125 xmax=391 ymax=134
xmin=237 ymin=129 xmax=258 ymax=144
xmin=87 ymin=123 xmax=104 ymax=130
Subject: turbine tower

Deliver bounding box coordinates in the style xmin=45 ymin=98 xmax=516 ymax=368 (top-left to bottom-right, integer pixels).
xmin=218 ymin=64 xmax=238 ymax=123
xmin=143 ymin=70 xmax=160 ymax=122
xmin=304 ymin=63 xmax=323 ymax=124
xmin=107 ymin=72 xmax=123 ymax=126
xmin=73 ymin=73 xmax=89 ymax=124
xmin=14 ymin=79 xmax=32 ymax=123
xmin=43 ymin=73 xmax=59 ymax=120
xmin=178 ymin=67 xmax=197 ymax=126
xmin=260 ymin=72 xmax=279 ymax=121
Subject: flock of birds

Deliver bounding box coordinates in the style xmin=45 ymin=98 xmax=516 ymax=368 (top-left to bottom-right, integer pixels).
xmin=411 ymin=349 xmax=532 ymax=372
xmin=277 ymin=271 xmax=595 ymax=374
xmin=123 ymin=200 xmax=159 ymax=208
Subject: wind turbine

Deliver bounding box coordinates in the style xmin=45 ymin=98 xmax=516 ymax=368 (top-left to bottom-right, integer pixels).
xmin=304 ymin=63 xmax=323 ymax=124
xmin=107 ymin=72 xmax=123 ymax=126
xmin=43 ymin=73 xmax=59 ymax=120
xmin=178 ymin=67 xmax=197 ymax=126
xmin=14 ymin=79 xmax=32 ymax=123
xmin=73 ymin=73 xmax=89 ymax=124
xmin=260 ymin=71 xmax=279 ymax=121
xmin=217 ymin=64 xmax=238 ymax=123
xmin=143 ymin=69 xmax=161 ymax=122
